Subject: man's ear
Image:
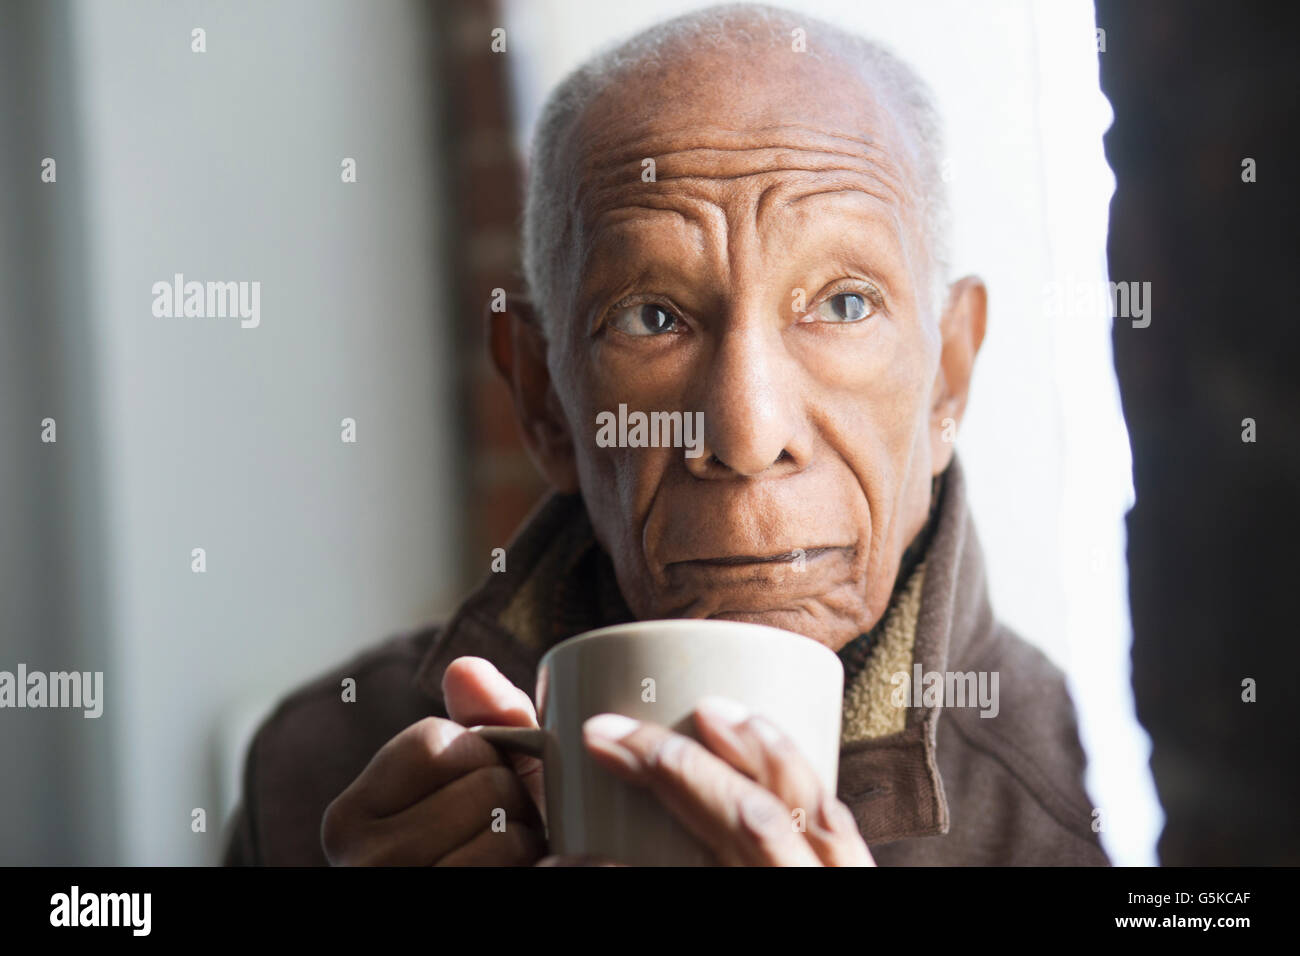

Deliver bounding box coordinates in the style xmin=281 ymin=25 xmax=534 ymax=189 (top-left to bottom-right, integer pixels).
xmin=929 ymin=276 xmax=988 ymax=473
xmin=487 ymin=294 xmax=581 ymax=493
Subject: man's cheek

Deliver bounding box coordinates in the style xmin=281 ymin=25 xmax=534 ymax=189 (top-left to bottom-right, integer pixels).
xmin=579 ymin=445 xmax=656 ymax=537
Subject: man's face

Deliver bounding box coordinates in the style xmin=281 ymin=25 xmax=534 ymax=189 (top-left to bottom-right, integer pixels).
xmin=513 ymin=44 xmax=982 ymax=654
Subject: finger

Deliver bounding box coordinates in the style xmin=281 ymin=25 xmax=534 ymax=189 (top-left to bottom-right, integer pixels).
xmin=355 ymin=765 xmax=540 ymax=866
xmin=583 ymin=715 xmax=822 ymax=867
xmin=343 ymin=716 xmax=504 ymax=818
xmin=435 ymin=822 xmax=547 ymax=867
xmin=808 ymin=791 xmax=877 ymax=866
xmin=443 ymin=657 xmax=546 ymax=815
xmin=442 ymin=656 xmax=538 ymax=728
xmin=692 ymin=697 xmax=824 ymax=818
xmin=693 ymin=699 xmax=873 ymax=867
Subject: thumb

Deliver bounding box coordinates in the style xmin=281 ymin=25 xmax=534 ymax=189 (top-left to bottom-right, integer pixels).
xmin=441 ymin=656 xmax=546 ymax=819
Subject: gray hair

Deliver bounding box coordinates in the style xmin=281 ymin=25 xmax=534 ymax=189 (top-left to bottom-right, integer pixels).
xmin=521 ymin=2 xmax=952 ymax=334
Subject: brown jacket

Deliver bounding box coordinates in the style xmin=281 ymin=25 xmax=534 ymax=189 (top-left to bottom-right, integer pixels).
xmin=223 ymin=457 xmax=1109 ymax=865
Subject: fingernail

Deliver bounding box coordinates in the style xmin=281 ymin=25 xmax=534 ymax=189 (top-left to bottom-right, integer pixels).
xmin=583 ymin=713 xmax=640 ymax=741
xmin=696 ymin=695 xmax=750 ymax=725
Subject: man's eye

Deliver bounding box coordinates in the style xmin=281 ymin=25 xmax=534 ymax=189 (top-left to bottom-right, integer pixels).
xmin=609 ymin=303 xmax=679 ymax=336
xmin=816 ymin=292 xmax=875 ymax=323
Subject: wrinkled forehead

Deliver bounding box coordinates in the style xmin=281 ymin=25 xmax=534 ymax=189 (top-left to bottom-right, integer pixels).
xmin=556 ymin=43 xmax=928 ymax=289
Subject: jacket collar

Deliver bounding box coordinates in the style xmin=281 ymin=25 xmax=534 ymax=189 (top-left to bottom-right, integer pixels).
xmin=834 ymin=455 xmax=995 ymax=842
xmin=413 ymin=455 xmax=993 ymax=845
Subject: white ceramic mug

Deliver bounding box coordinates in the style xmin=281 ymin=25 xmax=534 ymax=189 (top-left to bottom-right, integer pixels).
xmin=471 ymin=618 xmax=844 ymax=865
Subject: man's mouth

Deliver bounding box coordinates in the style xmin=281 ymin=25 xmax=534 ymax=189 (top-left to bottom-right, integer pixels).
xmin=653 ymin=542 xmax=864 ymax=627
xmin=667 ymin=545 xmax=850 ymax=569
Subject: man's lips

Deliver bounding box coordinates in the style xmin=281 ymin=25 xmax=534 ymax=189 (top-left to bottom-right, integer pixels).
xmin=665 ymin=545 xmax=850 ymax=569
xmin=657 ymin=543 xmax=861 ymax=619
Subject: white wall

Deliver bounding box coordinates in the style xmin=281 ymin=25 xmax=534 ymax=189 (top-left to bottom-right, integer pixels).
xmin=69 ymin=0 xmax=458 ymax=864
xmin=503 ymin=0 xmax=1160 ymax=865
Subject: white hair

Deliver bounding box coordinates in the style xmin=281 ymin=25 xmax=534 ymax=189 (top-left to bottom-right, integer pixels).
xmin=521 ymin=2 xmax=952 ymax=334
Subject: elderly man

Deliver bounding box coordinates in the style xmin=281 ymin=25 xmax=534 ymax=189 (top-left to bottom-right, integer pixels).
xmin=224 ymin=3 xmax=1108 ymax=867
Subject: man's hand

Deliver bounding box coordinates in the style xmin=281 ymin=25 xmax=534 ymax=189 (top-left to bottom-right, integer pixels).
xmin=321 ymin=657 xmax=545 ymax=866
xmin=582 ymin=697 xmax=875 ymax=867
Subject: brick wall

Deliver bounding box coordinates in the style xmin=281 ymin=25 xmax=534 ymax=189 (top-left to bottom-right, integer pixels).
xmin=434 ymin=0 xmax=550 ymax=582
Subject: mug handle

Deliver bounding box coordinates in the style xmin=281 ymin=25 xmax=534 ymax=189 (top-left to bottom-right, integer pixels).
xmin=468 ymin=725 xmax=548 ymax=758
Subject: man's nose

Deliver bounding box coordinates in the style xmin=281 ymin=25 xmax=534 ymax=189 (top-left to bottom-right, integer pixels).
xmin=686 ymin=322 xmax=805 ymax=479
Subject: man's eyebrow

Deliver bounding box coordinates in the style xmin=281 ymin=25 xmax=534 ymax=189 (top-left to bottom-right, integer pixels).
xmin=576 ymin=204 xmax=713 ymax=284
xmin=781 ymin=183 xmax=913 ymax=271
xmin=576 ymin=192 xmax=912 ymax=313
xmin=579 ymin=192 xmax=723 ymax=263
